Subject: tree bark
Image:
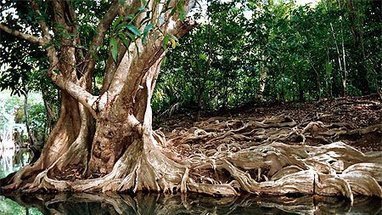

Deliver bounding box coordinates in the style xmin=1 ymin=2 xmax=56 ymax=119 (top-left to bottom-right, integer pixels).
xmin=257 ymin=56 xmax=267 ymax=101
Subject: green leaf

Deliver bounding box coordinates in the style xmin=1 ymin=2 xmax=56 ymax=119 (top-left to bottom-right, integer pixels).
xmin=143 ymin=23 xmax=153 ymax=43
xmin=112 ymin=16 xmax=124 ymax=30
xmin=199 ymin=53 xmax=207 ymax=60
xmin=126 ymin=14 xmax=135 ymax=21
xmin=110 ymin=38 xmax=118 ymax=62
xmin=118 ymin=32 xmax=130 ymax=48
xmin=127 ymin=32 xmax=135 ymax=41
xmin=176 ymin=0 xmax=186 ymax=21
xmin=138 ymin=6 xmax=145 ymax=12
xmin=126 ymin=25 xmax=141 ymax=37
xmin=325 ymin=62 xmax=333 ymax=77
xmin=163 ymin=34 xmax=170 ymax=49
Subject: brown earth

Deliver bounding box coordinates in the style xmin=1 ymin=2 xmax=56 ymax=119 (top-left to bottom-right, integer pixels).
xmin=156 ymin=94 xmax=382 ymax=152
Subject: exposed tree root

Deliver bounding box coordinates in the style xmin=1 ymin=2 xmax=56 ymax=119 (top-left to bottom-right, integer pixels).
xmin=2 ymin=114 xmax=381 ymax=204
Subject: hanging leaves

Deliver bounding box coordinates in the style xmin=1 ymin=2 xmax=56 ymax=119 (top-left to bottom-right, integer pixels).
xmin=142 ymin=23 xmax=153 ymax=43
xmin=176 ymin=0 xmax=186 ymax=21
xmin=109 ymin=37 xmax=118 ymax=62
xmin=126 ymin=24 xmax=141 ymax=37
xmin=163 ymin=34 xmax=170 ymax=49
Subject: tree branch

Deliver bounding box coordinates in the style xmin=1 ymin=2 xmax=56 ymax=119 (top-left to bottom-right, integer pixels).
xmin=30 ymin=0 xmax=52 ymax=41
xmin=100 ymin=42 xmax=127 ymax=94
xmin=29 ymin=0 xmax=59 ymax=67
xmin=50 ymin=73 xmax=98 ymax=118
xmin=82 ymin=0 xmax=130 ymax=80
xmin=159 ymin=0 xmax=196 ymax=39
xmin=171 ymin=18 xmax=197 ymax=38
xmin=0 ymin=23 xmax=44 ymax=45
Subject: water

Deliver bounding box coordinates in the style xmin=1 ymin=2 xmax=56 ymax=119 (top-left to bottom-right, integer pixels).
xmin=0 ymin=150 xmax=381 ymax=215
xmin=0 ymin=149 xmax=31 ymax=179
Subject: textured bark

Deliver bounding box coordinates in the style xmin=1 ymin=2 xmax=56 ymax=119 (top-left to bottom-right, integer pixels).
xmin=257 ymin=57 xmax=268 ymax=101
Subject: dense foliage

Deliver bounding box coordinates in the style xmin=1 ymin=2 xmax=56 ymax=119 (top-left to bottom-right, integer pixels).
xmin=154 ymin=0 xmax=382 ymax=116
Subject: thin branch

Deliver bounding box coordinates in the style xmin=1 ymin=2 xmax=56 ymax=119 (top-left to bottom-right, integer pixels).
xmin=0 ymin=23 xmax=44 ymax=45
xmin=30 ymin=0 xmax=51 ymax=41
xmin=29 ymin=0 xmax=59 ymax=67
xmin=172 ymin=19 xmax=196 ymax=38
xmin=161 ymin=0 xmax=196 ymax=37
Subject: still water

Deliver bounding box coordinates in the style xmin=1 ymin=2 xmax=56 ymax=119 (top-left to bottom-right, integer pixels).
xmin=0 ymin=149 xmax=381 ymax=215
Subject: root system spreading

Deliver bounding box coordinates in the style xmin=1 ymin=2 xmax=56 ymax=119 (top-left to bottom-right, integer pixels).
xmin=1 ymin=96 xmax=381 ymax=203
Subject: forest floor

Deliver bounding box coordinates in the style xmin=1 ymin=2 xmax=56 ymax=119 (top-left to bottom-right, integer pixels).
xmin=156 ymin=94 xmax=381 ymax=153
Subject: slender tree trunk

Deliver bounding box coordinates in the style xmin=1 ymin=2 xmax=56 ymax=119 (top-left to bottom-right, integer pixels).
xmin=41 ymin=90 xmax=56 ymax=140
xmin=23 ymin=93 xmax=38 ymax=146
xmin=307 ymin=55 xmax=321 ymax=100
xmin=195 ymin=86 xmax=204 ymax=121
xmin=257 ymin=57 xmax=267 ymax=101
xmin=326 ymin=49 xmax=333 ymax=98
xmin=340 ymin=26 xmax=348 ymax=96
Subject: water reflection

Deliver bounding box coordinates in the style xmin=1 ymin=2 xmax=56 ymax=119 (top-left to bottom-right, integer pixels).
xmin=0 ymin=148 xmax=32 ymax=179
xmin=0 ymin=192 xmax=380 ymax=215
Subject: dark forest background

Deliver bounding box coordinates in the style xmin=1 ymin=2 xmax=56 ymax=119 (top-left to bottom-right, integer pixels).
xmin=154 ymin=0 xmax=381 ymax=116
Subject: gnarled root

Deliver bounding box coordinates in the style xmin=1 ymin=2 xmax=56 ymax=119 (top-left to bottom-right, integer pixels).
xmin=2 ymin=115 xmax=381 ymax=204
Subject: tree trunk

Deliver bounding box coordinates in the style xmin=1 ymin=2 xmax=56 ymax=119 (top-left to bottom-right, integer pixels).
xmin=41 ymin=90 xmax=56 ymax=141
xmin=330 ymin=22 xmax=347 ymax=97
xmin=1 ymin=13 xmax=193 ymax=191
xmin=257 ymin=56 xmax=268 ymax=101
xmin=195 ymin=86 xmax=203 ymax=121
xmin=23 ymin=93 xmax=38 ymax=146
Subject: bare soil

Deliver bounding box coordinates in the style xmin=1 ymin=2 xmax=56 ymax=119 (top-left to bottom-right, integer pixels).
xmin=156 ymin=95 xmax=382 ymax=152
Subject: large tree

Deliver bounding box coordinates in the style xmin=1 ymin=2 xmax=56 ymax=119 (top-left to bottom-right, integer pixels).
xmin=0 ymin=0 xmax=381 ymax=201
xmin=0 ymin=0 xmax=196 ymax=193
